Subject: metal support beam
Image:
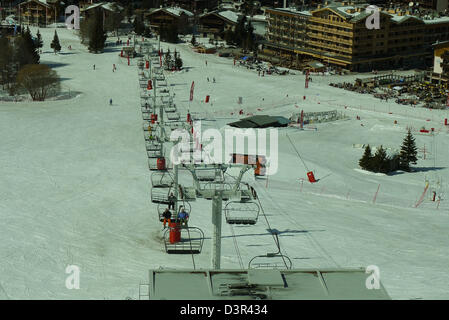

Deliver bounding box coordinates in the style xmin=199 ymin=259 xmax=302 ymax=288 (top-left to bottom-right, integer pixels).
xmin=211 ymin=192 xmax=223 ymax=269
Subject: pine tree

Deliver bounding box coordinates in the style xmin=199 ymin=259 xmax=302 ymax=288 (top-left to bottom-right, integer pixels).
xmin=399 ymin=129 xmax=418 ymax=172
xmin=143 ymin=27 xmax=152 ymax=38
xmin=0 ymin=37 xmax=14 ymax=88
xmin=164 ymin=48 xmax=172 ymax=69
xmin=372 ymin=145 xmax=388 ymax=173
xmin=36 ymin=29 xmax=43 ymax=49
xmin=174 ymin=50 xmax=182 ymax=70
xmin=23 ymin=27 xmax=40 ymax=63
xmin=51 ymin=30 xmax=61 ymax=54
xmin=359 ymin=145 xmax=373 ymax=171
xmin=133 ymin=16 xmax=145 ymax=35
xmin=88 ymin=10 xmax=107 ymax=53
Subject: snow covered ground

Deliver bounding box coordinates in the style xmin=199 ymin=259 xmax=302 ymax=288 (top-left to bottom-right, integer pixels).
xmin=1 ymin=27 xmax=449 ymax=300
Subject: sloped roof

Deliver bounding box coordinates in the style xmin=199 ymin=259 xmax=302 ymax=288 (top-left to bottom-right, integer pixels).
xmin=200 ymin=10 xmax=240 ymax=24
xmin=19 ymin=0 xmax=52 ymax=8
xmin=218 ymin=10 xmax=239 ymax=23
xmin=83 ymin=2 xmax=124 ymax=12
xmin=149 ymin=7 xmax=193 ymax=18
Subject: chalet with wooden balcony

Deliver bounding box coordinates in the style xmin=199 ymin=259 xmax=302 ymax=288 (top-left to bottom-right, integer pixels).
xmin=198 ymin=10 xmax=239 ymax=39
xmin=18 ymin=0 xmax=56 ymax=27
xmin=144 ymin=7 xmax=193 ymax=34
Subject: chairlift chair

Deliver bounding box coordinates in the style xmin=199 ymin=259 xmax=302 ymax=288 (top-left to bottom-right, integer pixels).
xmin=148 ymin=157 xmax=159 ymax=171
xmin=223 ymin=201 xmax=260 ymax=225
xmin=167 ymin=112 xmax=181 ymax=121
xmin=157 ymin=202 xmax=191 ymax=221
xmin=164 ymin=104 xmax=177 ymax=113
xmin=142 ymin=112 xmax=151 ymax=121
xmin=147 ymin=149 xmax=163 ymax=158
xmin=148 ymin=157 xmax=171 ymax=171
xmin=144 ymin=130 xmax=161 ymax=141
xmin=195 ymin=168 xmax=221 ymax=182
xmin=146 ymin=140 xmax=162 ymax=151
xmin=151 ymin=171 xmax=174 ymax=188
xmin=248 ymin=253 xmax=293 ymax=270
xmin=163 ymin=226 xmax=204 ymax=254
xmin=151 ymin=187 xmax=171 ymax=204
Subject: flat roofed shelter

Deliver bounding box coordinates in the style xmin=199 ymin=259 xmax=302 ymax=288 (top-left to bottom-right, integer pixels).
xmin=146 ymin=268 xmax=391 ymax=300
xmin=228 ymin=115 xmax=290 ymax=128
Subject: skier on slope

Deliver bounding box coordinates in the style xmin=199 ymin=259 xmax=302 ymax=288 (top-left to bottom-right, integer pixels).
xmin=109 ymin=98 xmax=112 ymax=105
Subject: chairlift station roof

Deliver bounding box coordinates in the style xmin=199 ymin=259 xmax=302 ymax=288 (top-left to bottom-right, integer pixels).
xmin=147 ymin=268 xmax=391 ymax=300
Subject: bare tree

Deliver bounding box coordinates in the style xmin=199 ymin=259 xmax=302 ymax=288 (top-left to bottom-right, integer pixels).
xmin=16 ymin=64 xmax=61 ymax=101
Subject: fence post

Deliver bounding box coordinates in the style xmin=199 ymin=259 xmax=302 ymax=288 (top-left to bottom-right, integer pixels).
xmin=373 ymin=184 xmax=380 ymax=204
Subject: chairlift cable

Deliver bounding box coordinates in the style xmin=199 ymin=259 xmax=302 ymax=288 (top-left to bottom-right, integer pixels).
xmin=223 ymin=172 xmax=289 ymax=268
xmin=228 ymin=223 xmax=244 ymax=269
xmin=286 ymin=133 xmax=310 ymax=172
xmin=255 ymin=195 xmax=289 ymax=269
xmin=186 ymin=225 xmax=196 ymax=270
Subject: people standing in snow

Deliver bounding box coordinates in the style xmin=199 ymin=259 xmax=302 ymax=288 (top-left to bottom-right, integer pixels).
xmin=109 ymin=98 xmax=112 ymax=105
xmin=93 ymin=64 xmax=95 ymax=70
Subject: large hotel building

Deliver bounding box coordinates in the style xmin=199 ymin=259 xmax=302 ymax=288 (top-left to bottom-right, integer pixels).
xmin=259 ymin=3 xmax=449 ymax=71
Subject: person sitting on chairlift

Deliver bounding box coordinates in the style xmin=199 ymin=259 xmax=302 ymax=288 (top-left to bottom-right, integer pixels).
xmin=177 ymin=206 xmax=189 ymax=225
xmin=162 ymin=208 xmax=171 ymax=229
xmin=168 ymin=192 xmax=176 ymax=210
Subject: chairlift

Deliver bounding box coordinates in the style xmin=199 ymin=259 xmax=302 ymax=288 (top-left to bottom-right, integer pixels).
xmin=248 ymin=233 xmax=292 ymax=269
xmin=151 ymin=187 xmax=171 ymax=204
xmin=163 ymin=225 xmax=204 ymax=254
xmin=248 ymin=253 xmax=293 ymax=270
xmin=202 ymin=182 xmax=232 ymax=200
xmin=157 ymin=202 xmax=191 ymax=221
xmin=146 ymin=140 xmax=162 ymax=151
xmin=144 ymin=131 xmax=161 ymax=142
xmin=239 ymin=184 xmax=258 ymax=201
xmin=148 ymin=157 xmax=170 ymax=171
xmin=148 ymin=157 xmax=159 ymax=171
xmin=142 ymin=121 xmax=155 ymax=132
xmin=195 ymin=168 xmax=222 ymax=182
xmin=147 ymin=149 xmax=163 ymax=158
xmin=167 ymin=112 xmax=181 ymax=121
xmin=223 ymin=200 xmax=260 ymax=225
xmin=151 ymin=171 xmax=174 ymax=188
xmin=166 ymin=121 xmax=186 ymax=130
xmin=164 ymin=104 xmax=177 ymax=113
xmin=141 ymin=104 xmax=153 ymax=114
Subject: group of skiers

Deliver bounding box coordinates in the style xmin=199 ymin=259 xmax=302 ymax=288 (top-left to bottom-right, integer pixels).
xmin=162 ymin=193 xmax=189 ymax=229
